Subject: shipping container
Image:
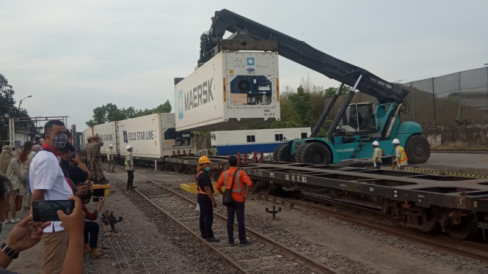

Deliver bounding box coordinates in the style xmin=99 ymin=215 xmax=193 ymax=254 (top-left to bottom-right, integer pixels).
xmin=83 ymin=122 xmax=119 ymax=157
xmin=210 ymin=127 xmax=311 ymax=155
xmin=117 ymin=113 xmax=195 ymax=160
xmin=175 ymin=51 xmax=280 ymax=131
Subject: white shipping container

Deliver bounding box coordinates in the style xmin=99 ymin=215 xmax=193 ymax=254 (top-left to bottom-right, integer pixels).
xmin=175 ymin=51 xmax=280 ymax=131
xmin=83 ymin=122 xmax=119 ymax=156
xmin=117 ymin=113 xmax=195 ymax=160
xmin=210 ymin=127 xmax=311 ymax=155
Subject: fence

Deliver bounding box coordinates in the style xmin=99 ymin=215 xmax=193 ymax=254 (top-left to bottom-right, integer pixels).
xmin=403 ymin=67 xmax=488 ymax=128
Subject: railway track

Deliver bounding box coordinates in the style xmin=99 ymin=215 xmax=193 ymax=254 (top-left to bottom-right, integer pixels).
xmin=124 ymin=172 xmax=336 ymax=274
xmin=267 ymin=193 xmax=488 ymax=264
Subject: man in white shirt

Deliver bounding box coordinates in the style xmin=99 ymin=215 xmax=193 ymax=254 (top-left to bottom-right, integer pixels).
xmin=30 ymin=120 xmax=74 ymax=274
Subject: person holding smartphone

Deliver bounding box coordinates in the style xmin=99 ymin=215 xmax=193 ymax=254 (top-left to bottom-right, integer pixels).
xmin=30 ymin=120 xmax=74 ymax=274
xmin=79 ymin=190 xmax=107 ymax=259
xmin=0 ymin=174 xmax=85 ymax=274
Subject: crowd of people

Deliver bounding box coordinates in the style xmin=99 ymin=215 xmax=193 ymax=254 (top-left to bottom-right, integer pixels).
xmin=0 ymin=120 xmax=111 ymax=273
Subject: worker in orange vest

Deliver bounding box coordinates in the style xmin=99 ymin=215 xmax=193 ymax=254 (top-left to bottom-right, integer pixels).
xmin=195 ymin=156 xmax=219 ymax=242
xmin=392 ymin=138 xmax=408 ymax=169
xmin=216 ymin=156 xmax=253 ymax=246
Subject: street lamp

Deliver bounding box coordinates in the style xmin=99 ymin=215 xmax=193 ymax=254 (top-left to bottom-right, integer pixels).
xmin=18 ymin=95 xmax=32 ymax=109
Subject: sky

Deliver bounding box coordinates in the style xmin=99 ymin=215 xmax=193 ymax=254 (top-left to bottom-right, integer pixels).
xmin=1 ymin=0 xmax=487 ymax=131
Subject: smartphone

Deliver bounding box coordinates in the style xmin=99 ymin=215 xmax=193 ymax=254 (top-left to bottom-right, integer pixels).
xmin=93 ymin=196 xmax=102 ymax=202
xmin=32 ymin=200 xmax=75 ymax=222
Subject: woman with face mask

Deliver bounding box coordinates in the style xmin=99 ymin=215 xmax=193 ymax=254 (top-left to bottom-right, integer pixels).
xmin=18 ymin=141 xmax=34 ymax=211
xmin=5 ymin=146 xmax=22 ymax=224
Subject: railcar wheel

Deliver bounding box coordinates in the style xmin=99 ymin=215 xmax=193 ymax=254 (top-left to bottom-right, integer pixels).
xmin=276 ymin=143 xmax=293 ymax=162
xmin=300 ymin=142 xmax=331 ymax=165
xmin=444 ymin=212 xmax=478 ymax=240
xmin=405 ymin=135 xmax=430 ymax=164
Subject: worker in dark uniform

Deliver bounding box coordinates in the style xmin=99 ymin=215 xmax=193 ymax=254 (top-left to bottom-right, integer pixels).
xmin=196 ymin=156 xmax=219 ymax=242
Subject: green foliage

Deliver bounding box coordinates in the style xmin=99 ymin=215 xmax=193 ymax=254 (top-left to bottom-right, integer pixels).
xmin=86 ymin=99 xmax=172 ymax=126
xmin=0 ymin=74 xmax=32 ymax=142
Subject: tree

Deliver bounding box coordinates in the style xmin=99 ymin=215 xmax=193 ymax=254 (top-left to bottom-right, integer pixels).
xmin=86 ymin=100 xmax=173 ymax=127
xmin=0 ymin=74 xmax=32 ymax=143
xmin=155 ymin=100 xmax=172 ymax=113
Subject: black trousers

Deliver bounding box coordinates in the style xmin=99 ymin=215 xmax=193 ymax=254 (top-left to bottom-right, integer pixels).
xmin=127 ymin=170 xmax=134 ymax=190
xmin=226 ymin=201 xmax=246 ymax=244
xmin=84 ymin=221 xmax=99 ymax=248
xmin=197 ymin=194 xmax=214 ymax=239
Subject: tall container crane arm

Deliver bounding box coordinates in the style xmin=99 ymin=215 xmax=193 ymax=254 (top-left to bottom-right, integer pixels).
xmin=199 ymin=9 xmax=408 ymax=104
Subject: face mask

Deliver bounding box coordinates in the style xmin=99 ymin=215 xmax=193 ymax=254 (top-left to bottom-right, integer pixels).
xmin=53 ymin=133 xmax=68 ymax=148
xmin=204 ymin=167 xmax=211 ymax=172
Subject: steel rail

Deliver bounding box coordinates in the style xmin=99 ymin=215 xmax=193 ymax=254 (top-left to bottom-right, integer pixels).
xmin=289 ymin=198 xmax=488 ymax=263
xmin=135 ymin=188 xmax=250 ymax=274
xmin=136 ymin=172 xmax=336 ymax=274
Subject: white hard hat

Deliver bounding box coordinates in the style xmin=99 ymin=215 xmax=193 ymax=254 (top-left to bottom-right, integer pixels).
xmin=372 ymin=141 xmax=379 ymax=146
xmin=392 ymin=138 xmax=400 ymax=144
xmin=126 ymin=144 xmax=133 ymax=150
xmin=109 ymin=144 xmax=113 ymax=147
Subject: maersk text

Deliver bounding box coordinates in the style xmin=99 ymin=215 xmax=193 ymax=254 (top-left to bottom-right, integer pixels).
xmin=184 ymin=78 xmax=214 ymax=111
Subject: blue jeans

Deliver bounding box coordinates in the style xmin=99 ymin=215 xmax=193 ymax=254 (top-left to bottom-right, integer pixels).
xmin=197 ymin=194 xmax=214 ymax=239
xmin=226 ymin=201 xmax=246 ymax=244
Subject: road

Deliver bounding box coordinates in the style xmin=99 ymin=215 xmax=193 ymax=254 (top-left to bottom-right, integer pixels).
xmin=419 ymin=152 xmax=488 ymax=170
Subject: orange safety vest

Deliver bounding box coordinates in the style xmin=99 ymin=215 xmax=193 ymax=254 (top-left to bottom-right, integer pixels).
xmin=223 ymin=170 xmax=248 ymax=202
xmin=396 ymin=146 xmax=408 ymax=163
xmin=196 ymin=171 xmax=207 ymax=195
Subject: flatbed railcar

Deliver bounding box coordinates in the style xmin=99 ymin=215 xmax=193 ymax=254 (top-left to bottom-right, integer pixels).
xmin=163 ymin=155 xmax=488 ymax=240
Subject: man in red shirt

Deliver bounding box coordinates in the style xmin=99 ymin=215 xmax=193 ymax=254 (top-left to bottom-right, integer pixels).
xmin=216 ymin=156 xmax=252 ymax=246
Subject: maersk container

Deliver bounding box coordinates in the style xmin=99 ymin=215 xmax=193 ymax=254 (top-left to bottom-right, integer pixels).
xmin=117 ymin=113 xmax=195 ymax=160
xmin=83 ymin=122 xmax=119 ymax=157
xmin=174 ymin=51 xmax=280 ymax=131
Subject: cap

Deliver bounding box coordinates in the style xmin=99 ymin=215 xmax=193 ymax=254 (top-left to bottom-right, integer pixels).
xmin=126 ymin=145 xmax=133 ymax=150
xmin=109 ymin=144 xmax=113 ymax=147
xmin=372 ymin=141 xmax=379 ymax=146
xmin=392 ymin=138 xmax=400 ymax=144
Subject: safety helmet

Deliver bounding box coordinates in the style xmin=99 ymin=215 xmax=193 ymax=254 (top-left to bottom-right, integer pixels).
xmin=126 ymin=144 xmax=133 ymax=150
xmin=372 ymin=141 xmax=379 ymax=146
xmin=109 ymin=144 xmax=113 ymax=148
xmin=392 ymin=139 xmax=400 ymax=145
xmin=198 ymin=155 xmax=211 ymax=165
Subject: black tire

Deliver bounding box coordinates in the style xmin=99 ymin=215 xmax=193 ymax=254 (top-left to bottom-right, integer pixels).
xmin=300 ymin=142 xmax=331 ymax=165
xmin=295 ymin=145 xmax=304 ymax=162
xmin=405 ymin=135 xmax=431 ymax=164
xmin=273 ymin=144 xmax=285 ymax=162
xmin=276 ymin=143 xmax=293 ymax=162
xmin=445 ymin=213 xmax=478 ymax=241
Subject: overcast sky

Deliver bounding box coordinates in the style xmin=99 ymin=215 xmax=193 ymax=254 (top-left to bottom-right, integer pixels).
xmin=1 ymin=0 xmax=487 ymax=131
